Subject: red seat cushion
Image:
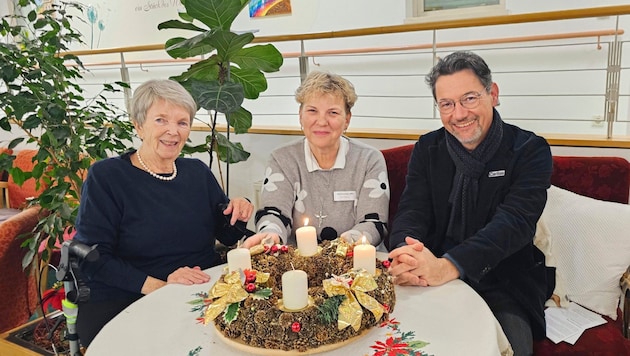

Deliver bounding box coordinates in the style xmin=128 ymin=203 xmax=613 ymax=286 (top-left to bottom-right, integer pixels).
xmin=534 ymin=308 xmax=630 ymax=355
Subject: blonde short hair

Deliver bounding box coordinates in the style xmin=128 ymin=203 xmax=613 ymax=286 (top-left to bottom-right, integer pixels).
xmin=295 ymin=71 xmax=357 ymax=113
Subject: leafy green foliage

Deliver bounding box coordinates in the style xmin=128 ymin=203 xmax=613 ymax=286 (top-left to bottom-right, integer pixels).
xmin=159 ymin=0 xmax=283 ymax=166
xmin=223 ymin=302 xmax=240 ymax=324
xmin=252 ymin=287 xmax=272 ymax=300
xmin=316 ymin=295 xmax=346 ymax=325
xmin=0 ymin=0 xmax=134 ymax=269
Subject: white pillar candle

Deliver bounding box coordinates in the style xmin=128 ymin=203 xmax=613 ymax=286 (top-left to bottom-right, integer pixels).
xmin=296 ymin=219 xmax=318 ymax=257
xmin=227 ymin=247 xmax=251 ymax=273
xmin=353 ymin=236 xmax=376 ymax=275
xmin=282 ymin=269 xmax=308 ymax=310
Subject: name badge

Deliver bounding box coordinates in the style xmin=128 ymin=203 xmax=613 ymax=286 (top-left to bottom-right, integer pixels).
xmin=488 ymin=170 xmax=505 ymax=178
xmin=334 ymin=191 xmax=356 ymax=202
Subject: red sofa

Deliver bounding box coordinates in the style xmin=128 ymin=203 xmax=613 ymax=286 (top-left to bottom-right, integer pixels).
xmin=0 ymin=149 xmax=46 ymax=333
xmin=381 ymin=143 xmax=630 ymax=355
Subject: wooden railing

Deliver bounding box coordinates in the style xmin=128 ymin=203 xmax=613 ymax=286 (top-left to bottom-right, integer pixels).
xmin=61 ymin=5 xmax=630 ymax=148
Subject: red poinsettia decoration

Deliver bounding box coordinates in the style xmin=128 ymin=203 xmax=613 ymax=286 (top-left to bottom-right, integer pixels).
xmin=42 ymin=282 xmax=65 ymax=312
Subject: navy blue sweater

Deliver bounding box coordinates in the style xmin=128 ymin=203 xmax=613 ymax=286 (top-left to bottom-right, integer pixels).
xmin=74 ymin=151 xmax=242 ymax=302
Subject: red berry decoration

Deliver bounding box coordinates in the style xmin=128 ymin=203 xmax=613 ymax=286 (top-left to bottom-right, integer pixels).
xmin=263 ymin=245 xmax=270 ymax=253
xmin=271 ymin=245 xmax=279 ymax=253
xmin=245 ymin=283 xmax=256 ymax=293
xmin=346 ymin=250 xmax=354 ymax=258
xmin=382 ymin=260 xmax=391 ymax=268
xmin=244 ymin=270 xmax=256 ymax=282
xmin=383 ymin=304 xmax=390 ymax=313
xmin=280 ymin=245 xmax=289 ymax=253
xmin=291 ymin=322 xmax=301 ymax=333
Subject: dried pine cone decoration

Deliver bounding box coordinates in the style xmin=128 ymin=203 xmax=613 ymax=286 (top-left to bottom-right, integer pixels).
xmin=213 ymin=240 xmax=396 ymax=352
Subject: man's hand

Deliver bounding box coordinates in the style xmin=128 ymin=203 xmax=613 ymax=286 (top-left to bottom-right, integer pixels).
xmin=388 ymin=236 xmax=459 ymax=286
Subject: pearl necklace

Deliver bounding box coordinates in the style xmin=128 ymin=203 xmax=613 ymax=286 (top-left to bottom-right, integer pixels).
xmin=136 ymin=151 xmax=177 ymax=181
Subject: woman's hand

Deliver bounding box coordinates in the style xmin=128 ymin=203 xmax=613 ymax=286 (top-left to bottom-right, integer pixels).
xmin=167 ymin=266 xmax=211 ymax=285
xmin=242 ymin=232 xmax=281 ymax=248
xmin=141 ymin=267 xmax=211 ymax=295
xmin=223 ymin=197 xmax=254 ymax=225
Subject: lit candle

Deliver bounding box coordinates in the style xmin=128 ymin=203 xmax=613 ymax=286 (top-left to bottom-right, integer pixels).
xmin=353 ymin=236 xmax=376 ymax=275
xmin=227 ymin=247 xmax=251 ymax=273
xmin=296 ymin=218 xmax=318 ymax=257
xmin=282 ymin=269 xmax=308 ymax=310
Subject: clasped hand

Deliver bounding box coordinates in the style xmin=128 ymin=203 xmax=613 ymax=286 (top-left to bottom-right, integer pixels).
xmin=388 ymin=237 xmax=459 ymax=287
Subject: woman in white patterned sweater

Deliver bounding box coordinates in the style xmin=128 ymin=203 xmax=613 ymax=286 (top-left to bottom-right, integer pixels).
xmin=244 ymin=71 xmax=390 ymax=248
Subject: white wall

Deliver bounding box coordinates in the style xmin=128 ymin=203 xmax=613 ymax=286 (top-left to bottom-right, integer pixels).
xmin=1 ymin=0 xmax=629 ymax=213
xmin=52 ymin=0 xmax=630 ymax=50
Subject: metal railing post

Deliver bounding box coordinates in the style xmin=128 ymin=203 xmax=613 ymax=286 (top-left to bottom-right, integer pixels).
xmin=604 ymin=16 xmax=622 ymax=139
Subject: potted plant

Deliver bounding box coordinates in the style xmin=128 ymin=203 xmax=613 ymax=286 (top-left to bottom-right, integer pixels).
xmin=158 ymin=0 xmax=284 ymax=189
xmin=0 ymin=0 xmax=134 ymax=274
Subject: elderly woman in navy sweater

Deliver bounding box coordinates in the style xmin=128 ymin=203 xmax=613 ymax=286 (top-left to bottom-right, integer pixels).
xmin=74 ymin=79 xmax=254 ymax=347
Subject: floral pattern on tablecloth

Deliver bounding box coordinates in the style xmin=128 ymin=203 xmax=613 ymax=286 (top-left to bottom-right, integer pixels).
xmin=187 ymin=346 xmax=202 ymax=356
xmin=369 ymin=318 xmax=432 ymax=356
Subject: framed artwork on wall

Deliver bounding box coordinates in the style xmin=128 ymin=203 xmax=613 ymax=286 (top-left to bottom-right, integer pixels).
xmin=406 ymin=0 xmax=507 ymax=22
xmin=249 ymin=0 xmax=292 ymax=18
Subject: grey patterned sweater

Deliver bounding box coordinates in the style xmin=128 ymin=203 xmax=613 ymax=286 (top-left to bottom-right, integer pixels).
xmin=255 ymin=137 xmax=389 ymax=246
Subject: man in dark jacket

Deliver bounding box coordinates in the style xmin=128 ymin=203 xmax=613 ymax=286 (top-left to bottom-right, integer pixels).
xmin=388 ymin=51 xmax=554 ymax=356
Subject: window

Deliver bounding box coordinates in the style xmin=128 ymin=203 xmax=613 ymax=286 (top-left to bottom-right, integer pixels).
xmin=406 ymin=0 xmax=508 ymax=23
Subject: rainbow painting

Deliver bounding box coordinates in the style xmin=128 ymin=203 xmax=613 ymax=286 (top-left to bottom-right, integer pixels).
xmin=249 ymin=0 xmax=292 ymax=18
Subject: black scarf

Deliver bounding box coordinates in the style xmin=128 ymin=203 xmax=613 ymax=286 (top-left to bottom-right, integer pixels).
xmin=445 ymin=109 xmax=503 ymax=242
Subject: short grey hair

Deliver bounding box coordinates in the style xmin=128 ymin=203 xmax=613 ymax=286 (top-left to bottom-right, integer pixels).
xmin=295 ymin=71 xmax=357 ymax=113
xmin=425 ymin=51 xmax=493 ymax=99
xmin=129 ymin=79 xmax=197 ymax=126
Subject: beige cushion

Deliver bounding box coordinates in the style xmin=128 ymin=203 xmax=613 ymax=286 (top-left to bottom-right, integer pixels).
xmin=536 ymin=185 xmax=630 ymax=319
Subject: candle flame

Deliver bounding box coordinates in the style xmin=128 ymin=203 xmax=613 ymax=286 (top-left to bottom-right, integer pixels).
xmin=304 ymin=218 xmax=309 ymax=226
xmin=361 ymin=235 xmax=368 ymax=245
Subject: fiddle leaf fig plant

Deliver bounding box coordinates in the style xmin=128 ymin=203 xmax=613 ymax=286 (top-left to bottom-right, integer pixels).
xmin=0 ymin=0 xmax=135 ymax=268
xmin=158 ymin=0 xmax=284 ymax=166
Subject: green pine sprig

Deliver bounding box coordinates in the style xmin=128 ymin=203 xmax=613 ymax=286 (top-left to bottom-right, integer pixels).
xmin=316 ymin=295 xmax=346 ymax=324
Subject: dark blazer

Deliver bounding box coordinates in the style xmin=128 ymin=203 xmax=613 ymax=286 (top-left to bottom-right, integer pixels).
xmin=389 ymin=118 xmax=554 ymax=340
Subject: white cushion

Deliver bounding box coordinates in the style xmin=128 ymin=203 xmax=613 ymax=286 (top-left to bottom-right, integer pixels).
xmin=533 ymin=217 xmax=568 ymax=309
xmin=537 ymin=185 xmax=630 ymax=319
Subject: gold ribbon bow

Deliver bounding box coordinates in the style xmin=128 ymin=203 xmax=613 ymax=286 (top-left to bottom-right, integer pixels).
xmin=202 ymin=271 xmax=249 ymax=324
xmin=322 ymin=270 xmax=386 ymax=331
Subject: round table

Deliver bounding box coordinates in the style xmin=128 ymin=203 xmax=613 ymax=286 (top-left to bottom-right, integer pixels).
xmin=86 ymin=264 xmax=512 ymax=356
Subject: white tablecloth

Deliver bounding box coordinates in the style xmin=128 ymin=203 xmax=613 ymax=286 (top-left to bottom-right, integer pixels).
xmin=86 ymin=264 xmax=512 ymax=356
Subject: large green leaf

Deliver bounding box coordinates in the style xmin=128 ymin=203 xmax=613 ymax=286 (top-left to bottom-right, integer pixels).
xmin=185 ymin=0 xmax=248 ymax=31
xmin=165 ymin=31 xmax=218 ymax=59
xmin=230 ymin=67 xmax=267 ymax=100
xmin=231 ymin=44 xmax=284 ymax=73
xmin=171 ymin=55 xmax=221 ymax=82
xmin=214 ymin=131 xmax=250 ymax=164
xmin=228 ymin=106 xmax=252 ymax=134
xmin=207 ymin=30 xmax=253 ymax=62
xmin=191 ymin=79 xmax=244 ymax=114
xmin=171 ymin=56 xmax=221 ymax=82
xmin=157 ymin=19 xmax=205 ymax=32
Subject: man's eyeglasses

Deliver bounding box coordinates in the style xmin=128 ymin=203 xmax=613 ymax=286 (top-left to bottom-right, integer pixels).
xmin=436 ymin=92 xmax=485 ymax=114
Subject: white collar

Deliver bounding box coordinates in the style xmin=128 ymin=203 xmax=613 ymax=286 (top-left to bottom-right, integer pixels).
xmin=304 ymin=137 xmax=349 ymax=172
